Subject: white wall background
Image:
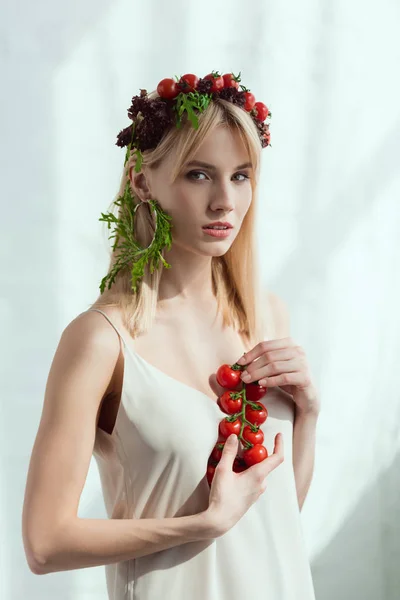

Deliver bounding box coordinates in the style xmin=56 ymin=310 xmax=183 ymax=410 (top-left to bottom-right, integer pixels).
xmin=1 ymin=0 xmax=400 ymax=598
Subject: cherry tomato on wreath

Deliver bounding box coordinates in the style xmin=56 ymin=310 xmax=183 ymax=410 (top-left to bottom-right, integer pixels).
xmin=222 ymin=73 xmax=239 ymax=89
xmin=253 ymin=101 xmax=269 ymax=122
xmin=178 ymin=73 xmax=199 ymax=93
xmin=206 ymin=464 xmax=216 ymax=486
xmin=242 ymin=425 xmax=264 ymax=446
xmin=219 ymin=419 xmax=241 ymax=438
xmin=245 ymin=403 xmax=268 ymax=426
xmin=243 ymin=91 xmax=256 ymax=111
xmin=243 ymin=444 xmax=268 ymax=467
xmin=204 ymin=72 xmax=225 ymax=93
xmin=245 ymin=382 xmax=267 ymax=402
xmin=157 ymin=78 xmax=180 ymax=100
xmin=219 ymin=390 xmax=243 ymax=414
xmin=216 ymin=364 xmax=242 ymax=388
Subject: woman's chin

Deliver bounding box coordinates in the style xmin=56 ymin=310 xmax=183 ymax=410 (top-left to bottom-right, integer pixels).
xmin=172 ymin=236 xmax=234 ymax=257
xmin=201 ymin=242 xmax=233 ymax=257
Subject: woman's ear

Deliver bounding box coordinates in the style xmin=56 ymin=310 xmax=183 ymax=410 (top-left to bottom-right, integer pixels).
xmin=129 ymin=167 xmax=153 ymax=202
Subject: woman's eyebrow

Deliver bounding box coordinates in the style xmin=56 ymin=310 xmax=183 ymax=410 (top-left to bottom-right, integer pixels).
xmin=186 ymin=160 xmax=253 ymax=170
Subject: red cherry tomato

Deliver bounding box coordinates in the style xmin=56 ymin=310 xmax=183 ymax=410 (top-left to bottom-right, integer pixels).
xmin=157 ymin=78 xmax=180 ymax=99
xmin=178 ymin=73 xmax=199 ymax=93
xmin=243 ymin=91 xmax=256 ymax=111
xmin=217 ymin=431 xmax=227 ymax=444
xmin=243 ymin=444 xmax=268 ymax=466
xmin=242 ymin=425 xmax=264 ymax=446
xmin=219 ymin=418 xmax=241 ymax=438
xmin=222 ymin=73 xmax=239 ymax=89
xmin=245 ymin=382 xmax=267 ymax=401
xmin=245 ymin=403 xmax=268 ymax=426
xmin=233 ymin=456 xmax=248 ymax=472
xmin=210 ymin=443 xmax=224 ymax=462
xmin=219 ymin=390 xmax=243 ymax=414
xmin=204 ymin=72 xmax=225 ymax=93
xmin=253 ymin=101 xmax=269 ymax=121
xmin=217 ymin=396 xmax=227 ymax=414
xmin=206 ymin=464 xmax=216 ymax=485
xmin=216 ymin=364 xmax=242 ymax=388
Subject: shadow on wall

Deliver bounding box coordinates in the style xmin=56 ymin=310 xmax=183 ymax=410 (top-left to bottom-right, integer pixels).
xmin=8 ymin=5 xmax=116 ymax=600
xmin=311 ymin=447 xmax=400 ymax=600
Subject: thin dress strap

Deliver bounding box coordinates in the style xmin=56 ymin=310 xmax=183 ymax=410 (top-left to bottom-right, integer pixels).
xmin=86 ymin=308 xmax=128 ymax=349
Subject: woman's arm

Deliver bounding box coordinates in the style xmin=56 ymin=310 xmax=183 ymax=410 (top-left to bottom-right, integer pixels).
xmin=267 ymin=292 xmax=319 ymax=510
xmin=22 ymin=312 xmax=218 ymax=576
xmin=29 ymin=512 xmax=216 ymax=575
xmin=292 ymin=408 xmax=319 ymax=511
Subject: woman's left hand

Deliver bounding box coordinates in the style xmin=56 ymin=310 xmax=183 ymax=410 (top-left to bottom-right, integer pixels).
xmin=236 ymin=338 xmax=321 ymax=416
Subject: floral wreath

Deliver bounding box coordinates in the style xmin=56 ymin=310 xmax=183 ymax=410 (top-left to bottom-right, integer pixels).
xmin=98 ymin=71 xmax=272 ymax=294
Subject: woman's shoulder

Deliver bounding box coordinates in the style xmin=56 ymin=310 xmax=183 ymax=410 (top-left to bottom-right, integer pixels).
xmin=82 ymin=304 xmax=123 ymax=323
xmin=63 ymin=306 xmax=123 ymax=355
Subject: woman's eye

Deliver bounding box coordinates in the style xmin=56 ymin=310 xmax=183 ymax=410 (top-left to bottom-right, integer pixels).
xmin=187 ymin=171 xmax=206 ymax=180
xmin=234 ymin=173 xmax=250 ymax=181
xmin=186 ymin=171 xmax=250 ymax=182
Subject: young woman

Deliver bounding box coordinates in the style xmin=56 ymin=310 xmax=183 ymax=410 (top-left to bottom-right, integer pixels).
xmin=22 ymin=73 xmax=319 ymax=599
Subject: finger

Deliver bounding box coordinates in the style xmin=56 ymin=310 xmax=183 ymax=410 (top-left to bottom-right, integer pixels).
xmin=236 ymin=338 xmax=294 ymax=366
xmin=266 ymin=432 xmax=285 ymax=470
xmin=273 ymin=432 xmax=284 ymax=457
xmin=259 ymin=371 xmax=307 ymax=388
xmin=251 ymin=433 xmax=284 ymax=477
xmin=242 ymin=357 xmax=300 ymax=385
xmin=217 ymin=434 xmax=238 ymax=468
xmin=242 ymin=348 xmax=297 ymax=369
xmin=260 ymin=348 xmax=299 ymax=364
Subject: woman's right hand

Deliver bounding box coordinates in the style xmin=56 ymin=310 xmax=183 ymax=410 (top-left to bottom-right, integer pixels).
xmin=206 ymin=433 xmax=284 ymax=536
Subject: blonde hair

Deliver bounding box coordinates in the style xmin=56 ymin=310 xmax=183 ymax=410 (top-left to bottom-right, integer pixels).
xmin=90 ymin=90 xmax=269 ymax=348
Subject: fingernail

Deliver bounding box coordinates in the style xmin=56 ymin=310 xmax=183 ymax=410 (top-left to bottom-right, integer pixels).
xmin=241 ymin=371 xmax=251 ymax=381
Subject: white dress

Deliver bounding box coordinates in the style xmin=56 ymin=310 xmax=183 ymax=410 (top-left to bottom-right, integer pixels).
xmin=88 ymin=308 xmax=316 ymax=600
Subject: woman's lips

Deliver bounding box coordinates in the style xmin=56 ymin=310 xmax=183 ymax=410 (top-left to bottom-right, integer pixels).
xmin=202 ymin=227 xmax=233 ymax=238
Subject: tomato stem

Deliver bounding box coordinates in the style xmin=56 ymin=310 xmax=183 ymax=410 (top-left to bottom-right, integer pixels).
xmin=238 ymin=382 xmax=253 ymax=448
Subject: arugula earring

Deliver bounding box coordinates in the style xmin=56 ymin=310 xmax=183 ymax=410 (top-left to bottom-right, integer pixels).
xmin=98 ymin=182 xmax=173 ymax=294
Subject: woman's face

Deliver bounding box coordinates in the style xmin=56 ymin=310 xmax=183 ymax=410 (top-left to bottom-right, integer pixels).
xmin=135 ymin=125 xmax=253 ymax=257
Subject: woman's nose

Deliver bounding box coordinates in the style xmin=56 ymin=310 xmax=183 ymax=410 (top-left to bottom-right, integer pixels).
xmin=210 ymin=185 xmax=235 ymax=211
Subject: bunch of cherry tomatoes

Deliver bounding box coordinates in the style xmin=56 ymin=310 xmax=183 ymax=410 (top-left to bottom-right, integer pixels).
xmin=156 ymin=71 xmax=271 ymax=125
xmin=206 ymin=362 xmax=269 ymax=486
